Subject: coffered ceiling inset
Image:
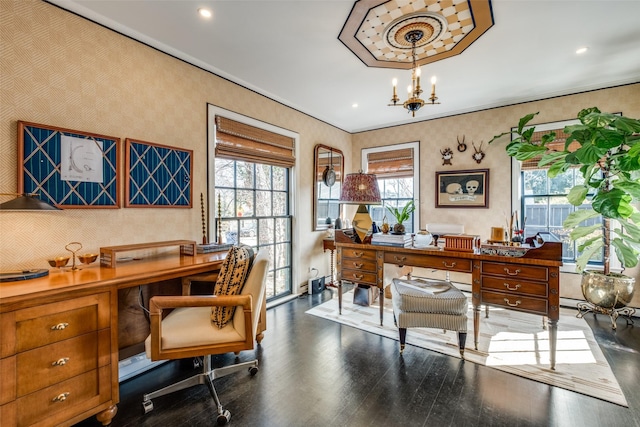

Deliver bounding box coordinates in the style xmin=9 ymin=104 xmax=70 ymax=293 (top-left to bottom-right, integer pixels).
xmin=339 ymin=0 xmax=494 ymax=69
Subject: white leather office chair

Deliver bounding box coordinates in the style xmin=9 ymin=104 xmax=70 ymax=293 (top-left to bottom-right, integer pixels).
xmin=142 ymin=248 xmax=269 ymax=425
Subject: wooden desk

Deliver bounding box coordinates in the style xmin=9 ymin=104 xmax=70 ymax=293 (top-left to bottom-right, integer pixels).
xmin=0 ymin=252 xmax=226 ymax=427
xmin=335 ymin=241 xmax=563 ymax=369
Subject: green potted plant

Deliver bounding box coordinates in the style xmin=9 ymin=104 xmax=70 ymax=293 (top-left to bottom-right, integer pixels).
xmin=386 ymin=200 xmax=415 ymax=234
xmin=489 ymin=107 xmax=640 ymax=323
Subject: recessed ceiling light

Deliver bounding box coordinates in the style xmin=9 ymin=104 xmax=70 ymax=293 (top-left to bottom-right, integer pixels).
xmin=576 ymin=46 xmax=588 ymax=54
xmin=198 ymin=8 xmax=212 ymax=18
xmin=352 ymin=103 xmax=358 ymax=108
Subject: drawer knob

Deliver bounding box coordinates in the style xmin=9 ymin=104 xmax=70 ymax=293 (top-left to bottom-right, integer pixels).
xmin=352 ymin=274 xmax=364 ymax=280
xmin=52 ymin=392 xmax=70 ymax=403
xmin=503 ymin=298 xmax=521 ymax=307
xmin=504 ymin=283 xmax=521 ymax=291
xmin=352 ymin=262 xmax=363 ymax=268
xmin=443 ymin=261 xmax=456 ymax=268
xmin=52 ymin=357 xmax=70 ymax=367
xmin=353 ymin=251 xmax=364 ymax=258
xmin=51 ymin=322 xmax=69 ymax=331
xmin=503 ymin=268 xmax=521 ymax=276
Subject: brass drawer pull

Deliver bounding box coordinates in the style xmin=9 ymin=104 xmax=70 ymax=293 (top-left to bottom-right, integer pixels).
xmin=352 ymin=251 xmax=364 ymax=258
xmin=352 ymin=274 xmax=364 ymax=280
xmin=503 ymin=298 xmax=521 ymax=307
xmin=443 ymin=261 xmax=456 ymax=268
xmin=52 ymin=392 xmax=70 ymax=403
xmin=503 ymin=268 xmax=521 ymax=276
xmin=51 ymin=323 xmax=69 ymax=331
xmin=393 ymin=256 xmax=407 ymax=263
xmin=504 ymin=283 xmax=521 ymax=291
xmin=52 ymin=357 xmax=70 ymax=367
xmin=352 ymin=262 xmax=363 ymax=269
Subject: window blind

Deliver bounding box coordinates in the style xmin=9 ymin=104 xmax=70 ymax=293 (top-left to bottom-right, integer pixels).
xmin=520 ymin=129 xmax=580 ymax=170
xmin=215 ymin=116 xmax=295 ymax=168
xmin=366 ymin=148 xmax=414 ymax=179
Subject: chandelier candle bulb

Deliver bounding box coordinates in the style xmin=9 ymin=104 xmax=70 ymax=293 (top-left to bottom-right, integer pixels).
xmin=431 ymin=76 xmax=436 ymax=96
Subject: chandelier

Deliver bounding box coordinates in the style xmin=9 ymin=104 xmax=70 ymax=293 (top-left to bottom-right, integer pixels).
xmin=388 ymin=29 xmax=439 ymax=116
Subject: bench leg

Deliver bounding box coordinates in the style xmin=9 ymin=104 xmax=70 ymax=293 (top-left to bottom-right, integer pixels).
xmin=458 ymin=331 xmax=467 ymax=358
xmin=399 ymin=327 xmax=407 ymax=354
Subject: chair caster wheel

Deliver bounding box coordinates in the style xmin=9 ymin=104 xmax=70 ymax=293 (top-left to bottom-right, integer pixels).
xmin=142 ymin=399 xmax=153 ymax=414
xmin=249 ymin=366 xmax=258 ymax=376
xmin=216 ymin=409 xmax=231 ymax=425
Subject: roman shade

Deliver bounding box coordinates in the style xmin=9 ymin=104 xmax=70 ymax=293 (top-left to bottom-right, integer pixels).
xmin=520 ymin=129 xmax=580 ymax=170
xmin=366 ymin=148 xmax=414 ymax=179
xmin=215 ymin=116 xmax=295 ymax=168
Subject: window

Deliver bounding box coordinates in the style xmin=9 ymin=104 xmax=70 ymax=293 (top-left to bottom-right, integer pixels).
xmin=513 ymin=119 xmax=605 ymax=267
xmin=362 ymin=142 xmax=419 ymax=233
xmin=209 ymin=106 xmax=297 ymax=301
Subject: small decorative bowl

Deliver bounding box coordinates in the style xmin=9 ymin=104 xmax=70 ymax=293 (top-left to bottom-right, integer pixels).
xmin=48 ymin=256 xmax=70 ymax=268
xmin=78 ymin=253 xmax=99 ymax=264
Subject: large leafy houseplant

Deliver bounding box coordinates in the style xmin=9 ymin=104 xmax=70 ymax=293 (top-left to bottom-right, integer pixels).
xmin=489 ymin=107 xmax=640 ymax=275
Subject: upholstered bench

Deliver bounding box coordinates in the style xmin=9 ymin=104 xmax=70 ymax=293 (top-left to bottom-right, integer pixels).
xmin=391 ymin=278 xmax=468 ymax=358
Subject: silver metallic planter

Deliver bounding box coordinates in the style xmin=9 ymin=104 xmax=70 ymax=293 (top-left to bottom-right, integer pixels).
xmin=577 ymin=270 xmax=636 ymax=329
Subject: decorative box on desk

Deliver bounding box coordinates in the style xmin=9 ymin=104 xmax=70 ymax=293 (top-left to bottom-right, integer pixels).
xmin=100 ymin=240 xmax=197 ymax=267
xmin=442 ymin=234 xmax=480 ymax=252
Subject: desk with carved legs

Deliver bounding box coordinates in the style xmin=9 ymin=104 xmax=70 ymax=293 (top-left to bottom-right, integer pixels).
xmin=335 ymin=240 xmax=562 ymax=369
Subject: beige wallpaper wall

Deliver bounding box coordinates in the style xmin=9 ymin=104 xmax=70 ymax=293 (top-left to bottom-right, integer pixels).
xmin=0 ymin=0 xmax=351 ymax=289
xmin=1 ymin=1 xmax=638 ymax=306
xmin=353 ymin=84 xmax=640 ymax=305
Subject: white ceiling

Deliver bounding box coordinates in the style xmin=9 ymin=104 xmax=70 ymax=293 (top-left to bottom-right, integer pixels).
xmin=46 ymin=0 xmax=640 ymax=133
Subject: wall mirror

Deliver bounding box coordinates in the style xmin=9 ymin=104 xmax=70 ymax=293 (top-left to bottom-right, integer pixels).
xmin=314 ymin=144 xmax=344 ymax=231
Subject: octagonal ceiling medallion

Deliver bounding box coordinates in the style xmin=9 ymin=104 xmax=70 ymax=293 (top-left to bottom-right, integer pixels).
xmin=339 ymin=0 xmax=494 ymax=69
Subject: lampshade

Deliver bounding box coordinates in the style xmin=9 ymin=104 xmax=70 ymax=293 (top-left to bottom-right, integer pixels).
xmin=339 ymin=172 xmax=381 ymax=205
xmin=0 ymin=193 xmax=60 ymax=211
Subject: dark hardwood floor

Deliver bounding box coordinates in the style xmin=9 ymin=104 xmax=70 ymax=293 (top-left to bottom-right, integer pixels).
xmin=76 ymin=289 xmax=640 ymax=427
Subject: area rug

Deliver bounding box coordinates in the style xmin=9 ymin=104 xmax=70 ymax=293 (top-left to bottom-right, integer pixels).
xmin=306 ymin=290 xmax=627 ymax=407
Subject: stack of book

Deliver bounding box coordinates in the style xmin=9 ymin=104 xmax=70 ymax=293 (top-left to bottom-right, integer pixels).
xmin=371 ymin=233 xmax=413 ymax=247
xmin=197 ymin=243 xmax=233 ymax=254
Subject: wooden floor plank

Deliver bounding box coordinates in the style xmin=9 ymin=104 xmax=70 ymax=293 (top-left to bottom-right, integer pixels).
xmin=74 ymin=291 xmax=640 ymax=427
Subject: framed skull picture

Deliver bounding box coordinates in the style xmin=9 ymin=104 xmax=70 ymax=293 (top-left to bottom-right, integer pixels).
xmin=435 ymin=169 xmax=489 ymax=208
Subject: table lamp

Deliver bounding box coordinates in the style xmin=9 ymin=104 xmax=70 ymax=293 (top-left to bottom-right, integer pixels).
xmin=339 ymin=171 xmax=381 ymax=243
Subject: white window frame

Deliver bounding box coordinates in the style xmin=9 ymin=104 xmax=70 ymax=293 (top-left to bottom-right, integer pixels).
xmin=361 ymin=141 xmax=420 ymax=233
xmin=207 ymin=104 xmax=303 ymax=293
xmin=509 ymin=119 xmax=621 ymax=274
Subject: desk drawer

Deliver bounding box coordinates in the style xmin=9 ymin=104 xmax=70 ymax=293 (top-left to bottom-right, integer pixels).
xmin=17 ymin=330 xmax=110 ymax=397
xmin=341 ymin=248 xmax=376 ymax=262
xmin=481 ymin=262 xmax=548 ymax=281
xmin=384 ymin=252 xmax=472 ymax=273
xmin=16 ymin=366 xmax=111 ymax=427
xmin=7 ymin=293 xmax=110 ymax=354
xmin=341 ymin=269 xmax=377 ymax=286
xmin=481 ymin=276 xmax=548 ymax=298
xmin=481 ymin=290 xmax=548 ymax=316
xmin=341 ymin=257 xmax=376 ymax=272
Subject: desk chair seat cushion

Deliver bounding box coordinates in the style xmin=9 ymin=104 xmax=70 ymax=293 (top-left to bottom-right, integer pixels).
xmin=211 ymin=245 xmax=255 ymax=328
xmin=145 ymin=306 xmax=245 ymax=357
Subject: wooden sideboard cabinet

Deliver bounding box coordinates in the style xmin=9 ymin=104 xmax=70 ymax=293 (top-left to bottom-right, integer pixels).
xmin=1 ymin=292 xmax=115 ymax=427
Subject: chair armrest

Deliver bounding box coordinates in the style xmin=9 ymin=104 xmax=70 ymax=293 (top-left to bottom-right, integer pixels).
xmin=149 ymin=294 xmax=252 ymax=315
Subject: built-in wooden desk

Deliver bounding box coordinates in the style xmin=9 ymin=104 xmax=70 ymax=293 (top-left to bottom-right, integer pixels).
xmin=335 ymin=239 xmax=563 ymax=369
xmin=0 ymin=252 xmax=226 ymax=427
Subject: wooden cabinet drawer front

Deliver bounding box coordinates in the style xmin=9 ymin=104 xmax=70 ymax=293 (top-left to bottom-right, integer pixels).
xmin=481 ymin=276 xmax=548 ymax=298
xmin=17 ymin=329 xmax=110 ymax=397
xmin=342 ymin=248 xmax=376 ymax=262
xmin=481 ymin=290 xmax=548 ymax=316
xmin=341 ymin=257 xmax=376 ymax=272
xmin=384 ymin=252 xmax=472 ymax=273
xmin=482 ymin=262 xmax=548 ymax=281
xmin=16 ymin=366 xmax=111 ymax=427
xmin=12 ymin=293 xmax=110 ymax=353
xmin=341 ymin=269 xmax=377 ymax=286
